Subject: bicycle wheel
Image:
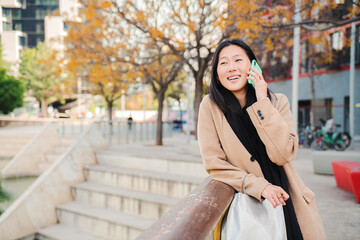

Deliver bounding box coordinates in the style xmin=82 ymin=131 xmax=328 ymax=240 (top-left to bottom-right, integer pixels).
xmin=311 ymin=138 xmax=324 ymax=150
xmin=343 ymin=132 xmax=352 ymax=148
xmin=334 ymin=133 xmax=351 ymax=151
xmin=334 ymin=141 xmax=346 ymax=151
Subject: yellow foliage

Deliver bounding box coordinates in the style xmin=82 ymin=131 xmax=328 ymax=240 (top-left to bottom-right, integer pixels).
xmin=64 ymin=0 xmax=136 ymax=103
xmin=308 ymin=36 xmax=323 ymax=45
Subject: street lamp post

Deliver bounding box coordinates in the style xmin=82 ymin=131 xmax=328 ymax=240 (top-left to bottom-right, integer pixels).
xmin=77 ymin=77 xmax=81 ymax=118
xmin=186 ymin=74 xmax=191 ymax=142
xmin=143 ymin=80 xmax=146 ymax=122
xmin=349 ymin=21 xmax=356 ymax=138
xmin=292 ymin=0 xmax=301 ymax=133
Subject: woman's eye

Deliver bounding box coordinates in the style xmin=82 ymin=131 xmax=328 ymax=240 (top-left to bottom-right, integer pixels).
xmin=220 ymin=62 xmax=227 ymax=65
xmin=235 ymin=59 xmax=242 ymax=62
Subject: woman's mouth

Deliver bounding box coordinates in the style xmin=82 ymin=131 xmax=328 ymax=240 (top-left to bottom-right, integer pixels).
xmin=228 ymin=75 xmax=240 ymax=81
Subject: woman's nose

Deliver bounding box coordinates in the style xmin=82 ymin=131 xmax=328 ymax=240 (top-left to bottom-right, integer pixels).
xmin=228 ymin=62 xmax=236 ymax=72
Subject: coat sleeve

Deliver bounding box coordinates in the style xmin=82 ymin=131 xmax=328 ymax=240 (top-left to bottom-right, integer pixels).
xmin=198 ymin=96 xmax=270 ymax=201
xmin=246 ymin=94 xmax=298 ymax=166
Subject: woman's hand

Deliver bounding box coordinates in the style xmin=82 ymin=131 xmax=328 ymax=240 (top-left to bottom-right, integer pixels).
xmin=247 ymin=67 xmax=268 ymax=102
xmin=261 ymin=184 xmax=290 ymax=208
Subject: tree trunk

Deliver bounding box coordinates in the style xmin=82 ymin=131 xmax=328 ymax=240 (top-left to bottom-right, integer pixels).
xmin=107 ymin=100 xmax=114 ymax=138
xmin=41 ymin=99 xmax=48 ymax=118
xmin=178 ymin=98 xmax=183 ymax=131
xmin=156 ymin=91 xmax=165 ymax=146
xmin=107 ymin=100 xmax=113 ymax=121
xmin=310 ymin=72 xmax=316 ymax=129
xmin=309 ymin=48 xmax=316 ymax=129
xmin=193 ymin=71 xmax=204 ymax=139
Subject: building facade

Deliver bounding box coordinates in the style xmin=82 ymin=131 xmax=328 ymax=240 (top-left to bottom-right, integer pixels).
xmin=0 ymin=0 xmax=27 ymax=62
xmin=267 ymin=20 xmax=360 ymax=139
xmin=0 ymin=0 xmax=77 ymax=62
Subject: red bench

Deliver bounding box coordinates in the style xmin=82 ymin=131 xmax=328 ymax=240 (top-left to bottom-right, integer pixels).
xmin=332 ymin=161 xmax=360 ymax=203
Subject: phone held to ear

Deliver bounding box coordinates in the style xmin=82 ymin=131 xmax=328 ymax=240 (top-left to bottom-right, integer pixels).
xmin=248 ymin=59 xmax=262 ymax=88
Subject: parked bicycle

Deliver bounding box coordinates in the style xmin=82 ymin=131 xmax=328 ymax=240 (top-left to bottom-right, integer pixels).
xmin=298 ymin=123 xmax=314 ymax=148
xmin=311 ymin=118 xmax=351 ymax=151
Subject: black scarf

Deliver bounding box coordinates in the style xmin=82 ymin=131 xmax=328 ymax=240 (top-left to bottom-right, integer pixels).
xmin=224 ymin=97 xmax=303 ymax=240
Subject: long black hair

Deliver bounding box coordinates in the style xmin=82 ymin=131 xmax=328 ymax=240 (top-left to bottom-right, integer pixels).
xmin=209 ymin=39 xmax=272 ymax=116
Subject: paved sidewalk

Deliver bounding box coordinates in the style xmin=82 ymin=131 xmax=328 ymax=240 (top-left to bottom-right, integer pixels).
xmin=124 ymin=133 xmax=360 ymax=240
xmin=293 ymin=149 xmax=360 ymax=240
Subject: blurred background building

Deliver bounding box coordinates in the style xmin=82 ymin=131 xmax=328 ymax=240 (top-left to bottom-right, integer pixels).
xmin=0 ymin=0 xmax=78 ymax=62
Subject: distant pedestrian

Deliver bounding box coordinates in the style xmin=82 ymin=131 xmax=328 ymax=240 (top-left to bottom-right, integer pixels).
xmin=127 ymin=114 xmax=133 ymax=130
xmin=197 ymin=39 xmax=326 ymax=240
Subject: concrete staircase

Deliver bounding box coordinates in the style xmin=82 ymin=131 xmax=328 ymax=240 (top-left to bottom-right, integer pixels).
xmin=36 ymin=138 xmax=76 ymax=172
xmin=36 ymin=147 xmax=206 ymax=240
xmin=0 ymin=127 xmax=38 ymax=158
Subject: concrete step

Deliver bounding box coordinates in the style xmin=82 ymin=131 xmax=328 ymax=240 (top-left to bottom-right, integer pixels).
xmin=37 ymin=162 xmax=53 ymax=172
xmin=85 ymin=164 xmax=202 ymax=198
xmin=56 ymin=202 xmax=154 ymax=240
xmin=0 ymin=137 xmax=32 ymax=144
xmin=0 ymin=146 xmax=23 ymax=156
xmin=0 ymin=143 xmax=25 ymax=151
xmin=45 ymin=153 xmax=61 ymax=162
xmin=59 ymin=138 xmax=76 ymax=146
xmin=95 ymin=151 xmax=208 ymax=178
xmin=53 ymin=145 xmax=70 ymax=154
xmin=72 ymin=182 xmax=177 ymax=220
xmin=38 ymin=224 xmax=105 ymax=240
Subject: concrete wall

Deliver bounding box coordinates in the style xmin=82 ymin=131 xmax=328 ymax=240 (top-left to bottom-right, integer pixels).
xmin=59 ymin=0 xmax=78 ymax=20
xmin=0 ymin=126 xmax=39 ymax=158
xmin=0 ymin=125 xmax=108 ymax=240
xmin=1 ymin=124 xmax=61 ymax=178
xmin=0 ymin=31 xmax=24 ymax=62
xmin=1 ymin=0 xmax=22 ymax=8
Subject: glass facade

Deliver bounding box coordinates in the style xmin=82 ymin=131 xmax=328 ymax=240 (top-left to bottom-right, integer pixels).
xmin=19 ymin=36 xmax=26 ymax=47
xmin=2 ymin=8 xmax=11 ymax=18
xmin=2 ymin=22 xmax=12 ymax=31
xmin=2 ymin=0 xmax=60 ymax=48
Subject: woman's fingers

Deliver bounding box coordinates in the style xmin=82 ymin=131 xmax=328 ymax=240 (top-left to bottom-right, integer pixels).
xmin=262 ymin=185 xmax=289 ymax=208
xmin=278 ymin=194 xmax=286 ymax=206
xmin=272 ymin=196 xmax=282 ymax=208
xmin=249 ymin=67 xmax=263 ymax=79
xmin=281 ymin=190 xmax=290 ymax=200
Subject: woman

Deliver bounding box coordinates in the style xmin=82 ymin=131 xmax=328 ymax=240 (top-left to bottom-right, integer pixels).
xmin=197 ymin=39 xmax=326 ymax=240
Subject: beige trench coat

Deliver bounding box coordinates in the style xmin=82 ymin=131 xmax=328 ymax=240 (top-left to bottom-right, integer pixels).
xmin=198 ymin=93 xmax=326 ymax=240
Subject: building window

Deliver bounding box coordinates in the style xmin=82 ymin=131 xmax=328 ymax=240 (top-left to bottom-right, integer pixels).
xmin=36 ymin=36 xmax=44 ymax=45
xmin=12 ymin=9 xmax=21 ymax=19
xmin=19 ymin=36 xmax=26 ymax=47
xmin=36 ymin=23 xmax=44 ymax=33
xmin=3 ymin=8 xmax=11 ymax=18
xmin=301 ymin=41 xmax=309 ymax=73
xmin=2 ymin=22 xmax=12 ymax=31
xmin=331 ymin=31 xmax=344 ymax=50
xmin=35 ymin=0 xmax=59 ymax=5
xmin=36 ymin=9 xmax=46 ymax=19
xmin=14 ymin=23 xmax=22 ymax=31
xmin=36 ymin=7 xmax=57 ymax=19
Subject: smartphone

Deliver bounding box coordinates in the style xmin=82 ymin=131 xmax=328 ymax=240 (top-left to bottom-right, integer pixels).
xmin=248 ymin=59 xmax=262 ymax=88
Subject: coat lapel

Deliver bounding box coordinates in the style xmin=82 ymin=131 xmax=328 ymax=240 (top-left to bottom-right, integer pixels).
xmin=218 ymin=106 xmax=264 ymax=178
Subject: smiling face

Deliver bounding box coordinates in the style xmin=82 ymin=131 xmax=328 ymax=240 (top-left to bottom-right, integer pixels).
xmin=216 ymin=44 xmax=251 ymax=97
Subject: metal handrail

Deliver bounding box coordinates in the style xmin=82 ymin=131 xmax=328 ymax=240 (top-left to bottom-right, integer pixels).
xmin=94 ymin=120 xmax=175 ymax=145
xmin=136 ymin=177 xmax=235 ymax=240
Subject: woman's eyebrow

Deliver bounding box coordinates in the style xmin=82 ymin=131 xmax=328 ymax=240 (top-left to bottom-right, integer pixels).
xmin=219 ymin=54 xmax=243 ymax=60
xmin=232 ymin=54 xmax=243 ymax=58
